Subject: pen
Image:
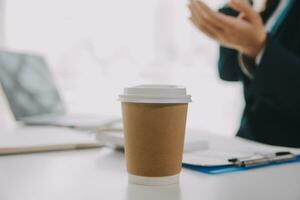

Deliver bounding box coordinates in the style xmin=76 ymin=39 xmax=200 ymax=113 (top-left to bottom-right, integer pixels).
xmin=228 ymin=151 xmax=296 ymax=168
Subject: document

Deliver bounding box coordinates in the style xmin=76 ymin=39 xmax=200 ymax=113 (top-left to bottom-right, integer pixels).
xmin=183 ymin=130 xmax=300 ymax=167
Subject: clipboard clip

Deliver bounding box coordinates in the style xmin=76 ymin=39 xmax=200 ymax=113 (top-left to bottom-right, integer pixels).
xmin=228 ymin=151 xmax=296 ymax=168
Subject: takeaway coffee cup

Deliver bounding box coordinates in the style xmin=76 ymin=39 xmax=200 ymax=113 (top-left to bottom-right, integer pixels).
xmin=119 ymin=85 xmax=191 ymax=185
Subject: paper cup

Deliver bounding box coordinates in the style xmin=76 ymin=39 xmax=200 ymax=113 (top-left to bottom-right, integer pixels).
xmin=119 ymin=85 xmax=191 ymax=185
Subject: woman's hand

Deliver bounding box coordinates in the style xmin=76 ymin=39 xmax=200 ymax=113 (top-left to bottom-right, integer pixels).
xmin=188 ymin=0 xmax=266 ymax=58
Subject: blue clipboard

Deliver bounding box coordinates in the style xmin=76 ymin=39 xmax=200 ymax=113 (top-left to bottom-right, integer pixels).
xmin=183 ymin=155 xmax=300 ymax=175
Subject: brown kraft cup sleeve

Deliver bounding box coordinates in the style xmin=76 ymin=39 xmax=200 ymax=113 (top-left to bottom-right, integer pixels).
xmin=122 ymin=102 xmax=188 ymax=177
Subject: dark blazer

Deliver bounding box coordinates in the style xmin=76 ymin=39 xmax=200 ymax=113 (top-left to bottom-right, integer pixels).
xmin=218 ymin=1 xmax=300 ymax=147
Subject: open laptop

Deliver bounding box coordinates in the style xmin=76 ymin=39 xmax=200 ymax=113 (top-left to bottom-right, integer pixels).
xmin=0 ymin=51 xmax=120 ymax=129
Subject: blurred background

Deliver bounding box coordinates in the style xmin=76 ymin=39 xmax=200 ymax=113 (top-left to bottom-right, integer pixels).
xmin=0 ymin=0 xmax=244 ymax=136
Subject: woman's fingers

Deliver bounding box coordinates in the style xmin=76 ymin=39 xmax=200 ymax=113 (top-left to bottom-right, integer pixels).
xmin=194 ymin=1 xmax=233 ymax=30
xmin=188 ymin=0 xmax=266 ymax=57
xmin=188 ymin=3 xmax=224 ymax=39
xmin=229 ymin=0 xmax=258 ymax=22
xmin=194 ymin=1 xmax=242 ymax=33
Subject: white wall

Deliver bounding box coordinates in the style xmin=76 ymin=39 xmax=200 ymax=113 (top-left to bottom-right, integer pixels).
xmin=0 ymin=0 xmax=4 ymax=47
xmin=0 ymin=0 xmax=12 ymax=128
xmin=2 ymin=0 xmax=244 ymax=135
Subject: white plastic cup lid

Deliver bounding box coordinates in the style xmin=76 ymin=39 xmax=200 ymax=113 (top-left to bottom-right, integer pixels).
xmin=118 ymin=84 xmax=192 ymax=104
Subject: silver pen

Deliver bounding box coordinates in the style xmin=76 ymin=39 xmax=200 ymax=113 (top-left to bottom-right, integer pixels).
xmin=228 ymin=152 xmax=296 ymax=168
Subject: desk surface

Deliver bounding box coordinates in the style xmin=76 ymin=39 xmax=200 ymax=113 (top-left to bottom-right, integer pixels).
xmin=0 ymin=146 xmax=300 ymax=200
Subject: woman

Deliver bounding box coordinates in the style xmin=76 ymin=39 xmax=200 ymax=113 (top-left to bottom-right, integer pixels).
xmin=188 ymin=0 xmax=300 ymax=147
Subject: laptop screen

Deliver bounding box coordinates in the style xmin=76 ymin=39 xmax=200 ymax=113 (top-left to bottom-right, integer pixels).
xmin=0 ymin=51 xmax=65 ymax=120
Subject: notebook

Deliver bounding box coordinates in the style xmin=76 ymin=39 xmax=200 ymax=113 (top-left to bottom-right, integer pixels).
xmin=0 ymin=127 xmax=100 ymax=155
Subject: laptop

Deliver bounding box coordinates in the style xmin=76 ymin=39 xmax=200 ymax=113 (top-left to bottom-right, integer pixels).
xmin=0 ymin=51 xmax=120 ymax=129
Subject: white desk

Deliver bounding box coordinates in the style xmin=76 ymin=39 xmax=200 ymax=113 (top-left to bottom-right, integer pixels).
xmin=0 ymin=145 xmax=300 ymax=200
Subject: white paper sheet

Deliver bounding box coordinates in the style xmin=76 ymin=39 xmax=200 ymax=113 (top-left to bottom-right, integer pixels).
xmin=183 ymin=130 xmax=300 ymax=167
